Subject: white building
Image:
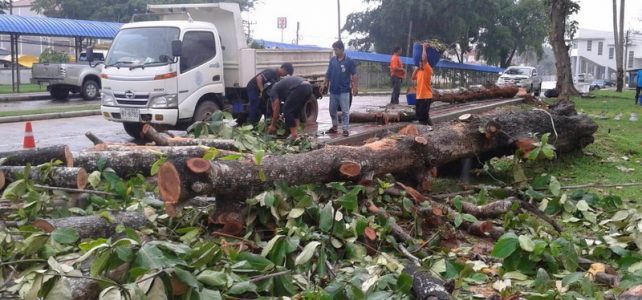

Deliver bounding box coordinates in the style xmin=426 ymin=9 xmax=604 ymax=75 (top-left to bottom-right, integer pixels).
xmin=569 ymin=28 xmax=642 ymax=82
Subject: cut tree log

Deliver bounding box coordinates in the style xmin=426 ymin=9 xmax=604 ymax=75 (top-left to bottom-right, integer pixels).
xmin=0 ymin=170 xmax=4 ymax=190
xmin=339 ymin=111 xmax=416 ymax=124
xmin=0 ymin=166 xmax=87 ymax=190
xmin=33 ymin=212 xmax=147 ymax=240
xmin=76 ymin=147 xmax=243 ymax=178
xmin=0 ymin=145 xmax=73 ymax=167
xmin=158 ymin=101 xmax=597 ymax=204
xmin=142 ymin=124 xmax=239 ymax=151
xmin=84 ymin=131 xmax=105 ymax=145
xmin=403 ymin=263 xmax=453 ymax=300
xmin=433 ymin=84 xmax=519 ymax=103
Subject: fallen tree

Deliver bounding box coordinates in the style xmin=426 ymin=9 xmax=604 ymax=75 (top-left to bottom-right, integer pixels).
xmin=158 ymin=101 xmax=597 ymax=204
xmin=75 ymin=146 xmax=242 ymax=178
xmin=433 ymin=84 xmax=519 ymax=103
xmin=142 ymin=124 xmax=239 ymax=151
xmin=0 ymin=166 xmax=87 ymax=190
xmin=0 ymin=145 xmax=73 ymax=167
xmin=32 ymin=212 xmax=147 ymax=240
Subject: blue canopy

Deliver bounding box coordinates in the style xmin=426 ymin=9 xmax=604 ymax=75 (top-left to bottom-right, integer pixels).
xmin=255 ymin=39 xmax=503 ymax=74
xmin=0 ymin=15 xmax=122 ymax=39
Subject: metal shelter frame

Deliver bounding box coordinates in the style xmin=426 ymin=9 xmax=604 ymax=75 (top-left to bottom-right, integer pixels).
xmin=0 ymin=15 xmax=122 ymax=93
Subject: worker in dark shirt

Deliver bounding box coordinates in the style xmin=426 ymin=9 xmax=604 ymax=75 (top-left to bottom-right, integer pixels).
xmin=267 ymin=76 xmax=312 ymax=139
xmin=246 ymin=63 xmax=294 ymax=124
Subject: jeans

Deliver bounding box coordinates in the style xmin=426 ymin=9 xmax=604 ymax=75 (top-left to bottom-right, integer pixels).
xmin=636 ymin=87 xmax=642 ymax=104
xmin=329 ymin=92 xmax=350 ymax=130
xmin=391 ymin=76 xmax=402 ymax=104
xmin=415 ymin=99 xmax=433 ymax=124
xmin=247 ymin=87 xmax=262 ymax=124
xmin=283 ymin=83 xmax=312 ymax=128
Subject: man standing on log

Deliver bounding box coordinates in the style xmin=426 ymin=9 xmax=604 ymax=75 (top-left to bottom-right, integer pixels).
xmin=390 ymin=46 xmax=405 ymax=104
xmin=323 ymin=40 xmax=359 ymax=137
xmin=412 ymin=42 xmax=434 ymax=125
xmin=267 ymin=76 xmax=313 ymax=139
xmin=246 ymin=63 xmax=294 ymax=124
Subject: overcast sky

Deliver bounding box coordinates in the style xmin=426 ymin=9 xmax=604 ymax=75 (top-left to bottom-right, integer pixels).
xmin=245 ymin=0 xmax=642 ymax=50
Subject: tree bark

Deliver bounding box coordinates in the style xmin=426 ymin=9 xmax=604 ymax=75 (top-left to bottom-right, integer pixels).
xmin=616 ymin=0 xmax=625 ymax=92
xmin=0 ymin=166 xmax=87 ymax=190
xmin=142 ymin=124 xmax=238 ymax=151
xmin=0 ymin=170 xmax=4 ymax=190
xmin=403 ymin=264 xmax=453 ymax=300
xmin=84 ymin=131 xmax=105 ymax=146
xmin=549 ymin=0 xmax=580 ymax=100
xmin=0 ymin=145 xmax=73 ymax=168
xmin=158 ymin=103 xmax=597 ymax=204
xmin=32 ymin=212 xmax=147 ymax=240
xmin=433 ymin=85 xmax=518 ymax=103
xmin=76 ymin=147 xmax=242 ymax=178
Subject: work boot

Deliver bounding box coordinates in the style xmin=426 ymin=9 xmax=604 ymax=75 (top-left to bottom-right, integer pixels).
xmin=343 ymin=130 xmax=350 ymax=137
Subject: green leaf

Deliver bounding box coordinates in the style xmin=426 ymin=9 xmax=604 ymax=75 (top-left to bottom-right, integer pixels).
xmin=202 ymin=148 xmax=220 ymax=161
xmin=150 ymin=156 xmax=167 ymax=176
xmin=91 ymin=251 xmax=112 ymax=276
xmin=220 ymin=154 xmax=243 ymax=161
xmin=254 ymin=150 xmax=265 ymax=165
xmin=562 ymin=272 xmax=584 ymax=287
xmin=453 ymin=214 xmax=463 ymax=228
xmin=2 ymin=179 xmax=27 ymax=199
xmin=197 ymin=270 xmax=228 ymax=288
xmin=115 ymin=246 xmax=134 ymax=262
xmin=228 ymin=281 xmax=257 ymax=295
xmin=576 ymin=200 xmax=590 ymax=212
xmin=355 ymin=216 xmax=368 ymax=236
xmin=88 ymin=171 xmax=102 ymax=189
xmin=549 ymin=176 xmax=561 ymax=196
xmin=462 ymin=213 xmax=478 ymax=223
xmin=542 ymin=145 xmax=556 ymax=159
xmin=491 ymin=233 xmax=519 ymax=258
xmin=20 ymin=233 xmax=49 ymax=255
xmin=527 ymin=147 xmax=541 ymax=161
xmin=174 ymin=268 xmax=200 ymax=288
xmin=533 ymin=268 xmax=551 ymax=292
xmin=287 ymin=208 xmax=305 ymax=219
xmin=512 ymin=163 xmax=528 ymax=183
xmin=51 ymin=228 xmax=80 ymax=245
xmin=452 ymin=196 xmax=463 ymax=212
xmin=99 ymin=286 xmax=121 ymax=300
xmin=295 ymin=241 xmax=321 ymax=265
xmin=135 ymin=244 xmax=168 ymax=270
xmin=396 ymin=272 xmax=413 ymax=293
xmin=518 ymin=235 xmax=535 ymax=252
xmin=319 ymin=203 xmax=334 ymax=233
xmin=236 ymin=252 xmax=275 ymax=271
xmin=261 ymin=235 xmax=283 ymax=257
xmin=198 ymin=289 xmax=223 ymax=300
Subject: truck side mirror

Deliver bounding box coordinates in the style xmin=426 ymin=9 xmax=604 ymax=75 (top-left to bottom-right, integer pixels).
xmin=86 ymin=47 xmax=94 ymax=63
xmin=172 ymin=40 xmax=182 ymax=58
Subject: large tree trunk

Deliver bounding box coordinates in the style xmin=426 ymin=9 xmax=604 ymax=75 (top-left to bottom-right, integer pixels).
xmin=0 ymin=170 xmax=4 ymax=190
xmin=32 ymin=212 xmax=147 ymax=240
xmin=0 ymin=166 xmax=87 ymax=190
xmin=158 ymin=102 xmax=597 ymax=204
xmin=616 ymin=0 xmax=625 ymax=92
xmin=549 ymin=0 xmax=580 ymax=100
xmin=433 ymin=85 xmax=518 ymax=103
xmin=76 ymin=147 xmax=242 ymax=178
xmin=142 ymin=124 xmax=238 ymax=151
xmin=0 ymin=145 xmax=73 ymax=168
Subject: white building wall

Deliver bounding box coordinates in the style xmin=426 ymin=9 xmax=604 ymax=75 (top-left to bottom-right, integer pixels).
xmin=569 ymin=29 xmax=642 ymax=81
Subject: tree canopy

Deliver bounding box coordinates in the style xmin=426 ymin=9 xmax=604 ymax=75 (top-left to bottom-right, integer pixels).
xmin=344 ymin=0 xmax=548 ymax=67
xmin=30 ymin=0 xmax=256 ymax=23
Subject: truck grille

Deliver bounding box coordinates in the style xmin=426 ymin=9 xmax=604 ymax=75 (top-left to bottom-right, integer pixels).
xmin=115 ymin=92 xmax=149 ymax=107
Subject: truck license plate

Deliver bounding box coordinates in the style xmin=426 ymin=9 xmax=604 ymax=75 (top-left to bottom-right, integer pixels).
xmin=120 ymin=108 xmax=140 ymax=122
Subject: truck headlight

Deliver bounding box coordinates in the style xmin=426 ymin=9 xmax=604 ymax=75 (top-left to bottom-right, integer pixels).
xmin=149 ymin=94 xmax=178 ymax=108
xmin=101 ymin=93 xmax=115 ymax=106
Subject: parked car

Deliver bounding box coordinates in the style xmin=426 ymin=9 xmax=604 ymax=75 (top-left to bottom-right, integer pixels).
xmin=496 ymin=66 xmax=542 ymax=96
xmin=590 ymin=79 xmax=607 ymax=90
xmin=31 ymin=50 xmax=107 ymax=101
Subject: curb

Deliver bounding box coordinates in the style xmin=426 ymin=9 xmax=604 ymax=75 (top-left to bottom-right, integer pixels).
xmin=0 ymin=93 xmax=83 ymax=102
xmin=323 ymin=97 xmax=524 ymax=146
xmin=0 ymin=109 xmax=101 ymax=124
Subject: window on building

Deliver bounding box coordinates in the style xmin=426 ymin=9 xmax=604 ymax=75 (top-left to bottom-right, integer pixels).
xmin=598 ymin=41 xmax=603 ymax=55
xmin=587 ymin=40 xmax=592 ymax=51
xmin=609 ymin=47 xmax=614 ymax=59
xmin=628 ymin=51 xmax=634 ymax=68
xmin=180 ymin=31 xmax=217 ymax=73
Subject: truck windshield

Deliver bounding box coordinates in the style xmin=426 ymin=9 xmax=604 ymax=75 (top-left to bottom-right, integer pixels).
xmin=504 ymin=68 xmax=530 ymax=75
xmin=106 ymin=27 xmax=179 ymax=67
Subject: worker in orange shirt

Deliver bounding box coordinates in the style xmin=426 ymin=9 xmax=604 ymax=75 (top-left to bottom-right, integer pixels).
xmin=389 ymin=46 xmax=405 ymax=104
xmin=412 ymin=42 xmax=433 ymax=125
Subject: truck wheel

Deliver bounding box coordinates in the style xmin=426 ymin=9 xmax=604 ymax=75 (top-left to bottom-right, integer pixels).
xmin=123 ymin=122 xmax=144 ymax=140
xmin=81 ymin=80 xmax=99 ymax=100
xmin=193 ymin=100 xmax=220 ymax=122
xmin=300 ymin=96 xmax=319 ymax=124
xmin=50 ymin=86 xmax=69 ymax=101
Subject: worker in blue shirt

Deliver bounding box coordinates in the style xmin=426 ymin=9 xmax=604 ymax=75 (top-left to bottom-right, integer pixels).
xmin=323 ymin=40 xmax=358 ymax=137
xmin=635 ymin=70 xmax=642 ymax=105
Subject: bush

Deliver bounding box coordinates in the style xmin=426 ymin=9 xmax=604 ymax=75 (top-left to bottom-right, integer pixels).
xmin=38 ymin=48 xmax=69 ymax=64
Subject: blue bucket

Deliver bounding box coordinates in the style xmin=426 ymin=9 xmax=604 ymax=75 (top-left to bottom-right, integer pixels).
xmin=412 ymin=42 xmax=441 ymax=67
xmin=406 ymin=93 xmax=417 ymax=105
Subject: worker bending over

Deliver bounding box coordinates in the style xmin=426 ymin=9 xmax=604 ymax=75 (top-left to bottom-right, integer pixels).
xmin=246 ymin=63 xmax=294 ymax=124
xmin=267 ymin=76 xmax=312 ymax=139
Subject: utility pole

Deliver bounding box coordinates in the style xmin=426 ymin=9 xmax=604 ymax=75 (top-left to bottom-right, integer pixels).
xmin=337 ymin=0 xmax=341 ymax=41
xmin=624 ymin=29 xmax=631 ymax=72
xmin=296 ymin=21 xmax=300 ymax=45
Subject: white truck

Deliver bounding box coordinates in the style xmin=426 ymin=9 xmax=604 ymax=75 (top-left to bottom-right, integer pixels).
xmin=95 ymin=2 xmax=331 ymax=138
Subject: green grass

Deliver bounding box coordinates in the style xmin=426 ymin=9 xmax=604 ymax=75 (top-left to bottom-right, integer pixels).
xmin=0 ymin=84 xmax=47 ymax=94
xmin=0 ymin=104 xmax=100 ymax=117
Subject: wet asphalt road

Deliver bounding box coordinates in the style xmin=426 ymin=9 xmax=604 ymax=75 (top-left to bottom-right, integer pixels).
xmin=0 ymin=95 xmax=396 ymax=153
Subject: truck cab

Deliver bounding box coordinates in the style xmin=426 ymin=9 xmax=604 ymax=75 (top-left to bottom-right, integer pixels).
xmin=100 ymin=3 xmax=329 ymax=138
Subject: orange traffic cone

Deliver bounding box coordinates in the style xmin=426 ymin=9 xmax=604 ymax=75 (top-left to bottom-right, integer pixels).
xmin=23 ymin=121 xmax=35 ymax=149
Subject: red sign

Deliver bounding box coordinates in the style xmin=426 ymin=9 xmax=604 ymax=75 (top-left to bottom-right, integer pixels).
xmin=277 ymin=17 xmax=287 ymax=29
